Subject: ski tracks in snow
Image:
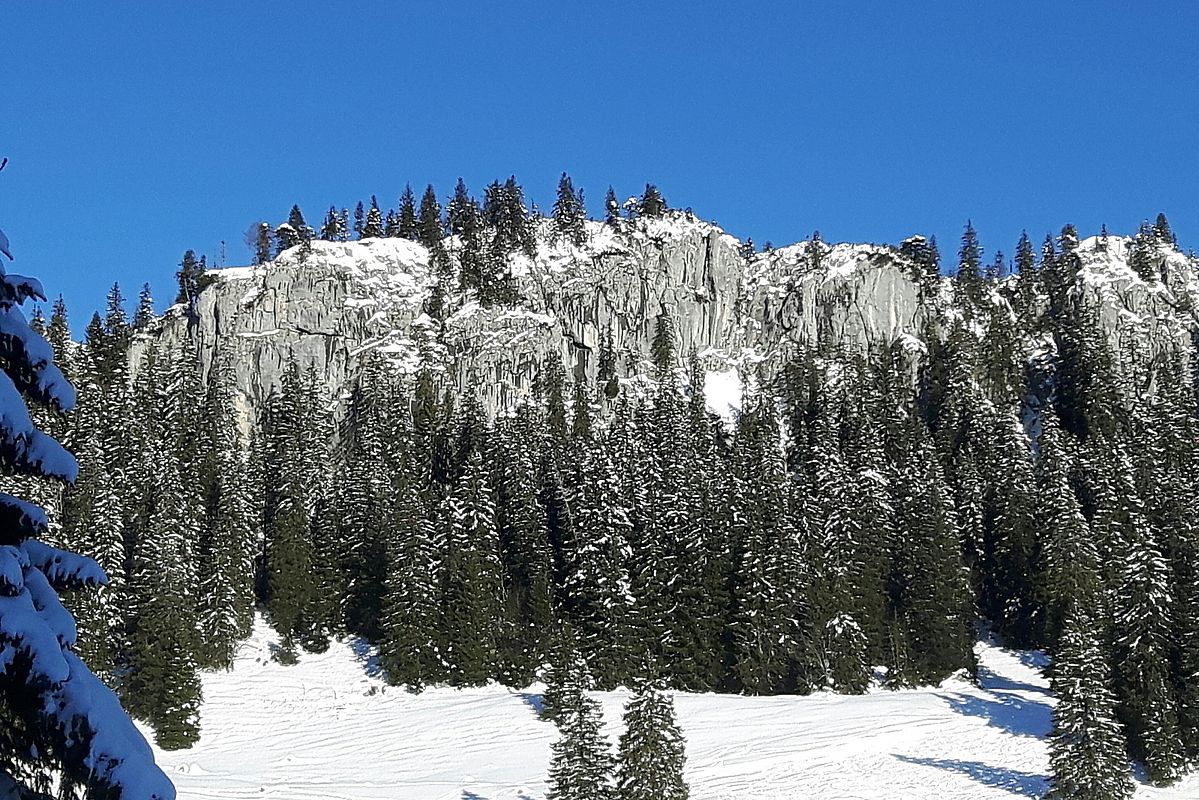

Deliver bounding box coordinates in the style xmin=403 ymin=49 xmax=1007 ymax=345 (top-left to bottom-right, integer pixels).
xmin=149 ymin=621 xmax=1199 ymax=799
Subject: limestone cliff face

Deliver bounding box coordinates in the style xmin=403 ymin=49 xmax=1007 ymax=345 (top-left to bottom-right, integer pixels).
xmin=149 ymin=214 xmax=1198 ymax=424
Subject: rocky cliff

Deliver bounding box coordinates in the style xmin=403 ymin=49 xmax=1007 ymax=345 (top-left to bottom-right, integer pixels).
xmin=149 ymin=213 xmax=1199 ymax=425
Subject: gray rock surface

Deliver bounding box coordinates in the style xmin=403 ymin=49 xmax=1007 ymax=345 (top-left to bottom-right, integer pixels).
xmin=147 ymin=215 xmax=1198 ymax=427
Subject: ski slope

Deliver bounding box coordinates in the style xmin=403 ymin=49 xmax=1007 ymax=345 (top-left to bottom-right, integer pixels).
xmin=147 ymin=620 xmax=1199 ymax=799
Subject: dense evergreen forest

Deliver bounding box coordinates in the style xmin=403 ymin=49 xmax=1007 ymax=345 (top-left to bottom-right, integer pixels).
xmin=7 ymin=178 xmax=1199 ymax=797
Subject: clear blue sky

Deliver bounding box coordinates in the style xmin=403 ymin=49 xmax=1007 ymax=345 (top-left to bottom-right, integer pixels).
xmin=4 ymin=2 xmax=1198 ymax=328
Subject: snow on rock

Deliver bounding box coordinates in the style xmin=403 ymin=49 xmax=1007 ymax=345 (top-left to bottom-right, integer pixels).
xmin=149 ymin=217 xmax=1199 ymax=431
xmin=703 ymin=368 xmax=743 ymax=422
xmin=150 ymin=618 xmax=1198 ymax=799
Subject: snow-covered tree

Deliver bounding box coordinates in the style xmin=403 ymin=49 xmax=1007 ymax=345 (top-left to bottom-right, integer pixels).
xmin=552 ymin=172 xmax=587 ymax=246
xmin=361 ymin=196 xmax=384 ymax=239
xmin=1048 ymin=609 xmax=1133 ymax=800
xmin=615 ymin=681 xmax=689 ymax=800
xmin=0 ymin=183 xmax=175 ymax=796
xmin=545 ymin=657 xmax=614 ymax=800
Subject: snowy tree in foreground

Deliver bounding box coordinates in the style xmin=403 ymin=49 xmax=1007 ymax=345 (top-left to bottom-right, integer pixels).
xmin=545 ymin=658 xmax=614 ymax=800
xmin=0 ymin=173 xmax=175 ymax=797
xmin=1048 ymin=609 xmax=1133 ymax=800
xmin=615 ymin=681 xmax=689 ymax=800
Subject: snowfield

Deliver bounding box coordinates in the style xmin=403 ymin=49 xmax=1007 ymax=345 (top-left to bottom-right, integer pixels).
xmin=147 ymin=619 xmax=1198 ymax=799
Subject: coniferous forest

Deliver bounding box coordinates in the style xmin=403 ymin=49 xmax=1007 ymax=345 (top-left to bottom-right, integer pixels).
xmin=5 ymin=177 xmax=1199 ymax=797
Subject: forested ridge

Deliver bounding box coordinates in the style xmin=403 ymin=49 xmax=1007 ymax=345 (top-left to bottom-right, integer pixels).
xmin=6 ymin=179 xmax=1198 ymax=796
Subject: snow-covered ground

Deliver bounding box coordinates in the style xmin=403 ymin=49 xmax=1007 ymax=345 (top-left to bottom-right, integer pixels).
xmin=147 ymin=620 xmax=1199 ymax=799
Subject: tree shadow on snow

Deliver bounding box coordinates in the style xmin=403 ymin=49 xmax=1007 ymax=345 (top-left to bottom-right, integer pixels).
xmin=1016 ymin=650 xmax=1050 ymax=672
xmin=894 ymin=755 xmax=1048 ymax=797
xmin=975 ymin=662 xmax=1052 ymax=696
xmin=347 ymin=636 xmax=385 ymax=680
xmin=937 ymin=690 xmax=1053 ymax=739
xmin=517 ymin=691 xmax=546 ymax=718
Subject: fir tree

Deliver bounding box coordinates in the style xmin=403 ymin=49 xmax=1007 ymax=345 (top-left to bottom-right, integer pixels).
xmin=604 ymin=186 xmax=620 ymax=225
xmin=353 ymin=200 xmax=365 ymax=239
xmin=545 ymin=661 xmax=615 ymax=800
xmin=615 ymin=680 xmax=689 ymax=800
xmin=318 ymin=205 xmax=345 ymax=241
xmin=439 ymin=447 xmax=506 ymax=685
xmin=447 ymin=177 xmax=476 ymax=238
xmin=1047 ymin=609 xmax=1134 ymax=800
xmin=0 ymin=183 xmax=172 ymax=795
xmin=418 ymin=184 xmax=444 ymax=251
xmin=362 ymin=195 xmax=385 ymax=239
xmin=553 ymin=172 xmax=588 ymax=246
xmin=398 ymin=184 xmax=418 ymax=240
xmin=134 ymin=281 xmax=156 ymax=328
xmin=174 ymin=249 xmax=205 ymax=305
xmin=639 ymin=184 xmax=667 ymax=218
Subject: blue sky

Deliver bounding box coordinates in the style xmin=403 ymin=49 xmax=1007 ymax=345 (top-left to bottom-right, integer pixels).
xmin=3 ymin=2 xmax=1197 ymax=327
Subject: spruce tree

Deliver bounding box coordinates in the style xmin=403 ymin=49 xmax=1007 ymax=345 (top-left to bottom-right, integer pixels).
xmin=133 ymin=281 xmax=156 ymax=328
xmin=439 ymin=447 xmax=506 ymax=685
xmin=362 ymin=195 xmax=384 ymax=239
xmin=193 ymin=360 xmax=257 ymax=668
xmin=564 ymin=443 xmax=634 ymax=687
xmin=1048 ymin=608 xmax=1134 ymax=800
xmin=353 ymin=200 xmax=365 ymax=239
xmin=1036 ymin=412 xmax=1099 ymax=651
xmin=122 ymin=344 xmax=203 ymax=750
xmin=252 ymin=221 xmax=273 ymax=265
xmin=0 ymin=186 xmax=173 ymax=796
xmin=491 ymin=410 xmax=556 ymax=680
xmin=174 ymin=249 xmax=205 ymax=305
xmin=955 ymin=220 xmax=984 ymax=309
xmin=615 ymin=681 xmax=689 ymax=800
xmin=379 ymin=426 xmax=443 ymax=690
xmin=262 ymin=362 xmax=317 ymax=661
xmin=318 ymin=205 xmax=344 ymax=241
xmin=553 ymin=172 xmax=587 ymax=246
xmin=545 ymin=663 xmax=615 ymax=800
xmin=886 ymin=418 xmax=974 ymax=686
xmin=418 ymin=184 xmax=444 ymax=251
xmin=398 ymin=184 xmax=419 ymax=240
xmin=639 ymin=184 xmax=667 ymax=218
xmin=727 ymin=392 xmax=806 ymax=694
xmin=384 ymin=208 xmax=400 ymax=237
xmin=1105 ymin=449 xmax=1185 ymax=784
xmin=447 ymin=177 xmax=477 ymax=238
xmin=604 ymin=186 xmax=620 ymax=225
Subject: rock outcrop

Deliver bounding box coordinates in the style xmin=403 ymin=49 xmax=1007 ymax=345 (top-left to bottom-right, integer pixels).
xmin=148 ymin=214 xmax=1199 ymax=426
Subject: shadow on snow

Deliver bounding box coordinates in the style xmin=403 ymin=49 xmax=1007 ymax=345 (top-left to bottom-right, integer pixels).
xmin=894 ymin=755 xmax=1048 ymax=797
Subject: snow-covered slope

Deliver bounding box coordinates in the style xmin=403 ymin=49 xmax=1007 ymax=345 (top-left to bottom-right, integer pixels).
xmin=147 ymin=619 xmax=1198 ymax=799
